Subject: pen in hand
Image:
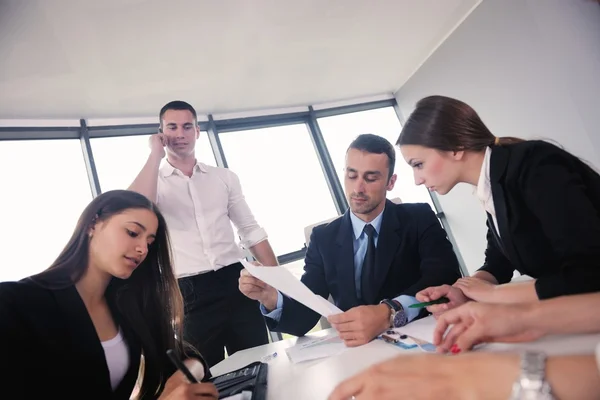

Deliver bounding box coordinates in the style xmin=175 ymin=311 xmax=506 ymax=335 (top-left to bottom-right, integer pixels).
xmin=166 ymin=349 xmax=199 ymax=383
xmin=409 ymin=297 xmax=450 ymax=309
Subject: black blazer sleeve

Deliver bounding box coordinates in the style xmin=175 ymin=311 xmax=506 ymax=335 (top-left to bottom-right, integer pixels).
xmin=520 ymin=151 xmax=600 ymax=298
xmin=399 ymin=204 xmax=462 ymax=296
xmin=265 ymin=227 xmax=328 ymax=337
xmin=477 ymin=222 xmax=515 ymax=284
xmin=0 ymin=286 xmax=36 ymax=392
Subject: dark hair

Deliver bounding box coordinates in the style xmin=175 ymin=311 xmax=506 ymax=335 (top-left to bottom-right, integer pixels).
xmin=31 ymin=190 xmax=186 ymax=399
xmin=348 ymin=134 xmax=396 ymax=180
xmin=159 ymin=100 xmax=198 ymax=126
xmin=397 ymin=95 xmax=524 ymax=151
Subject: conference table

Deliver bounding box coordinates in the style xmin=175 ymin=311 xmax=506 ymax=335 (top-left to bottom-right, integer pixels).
xmin=211 ymin=315 xmax=600 ymax=400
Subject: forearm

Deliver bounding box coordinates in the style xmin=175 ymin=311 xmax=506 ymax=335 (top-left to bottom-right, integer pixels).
xmin=547 ymin=355 xmax=600 ymax=399
xmin=525 ymin=292 xmax=600 ymax=336
xmin=488 ymin=280 xmax=538 ymax=304
xmin=249 ymin=240 xmax=279 ymax=266
xmin=473 ymin=270 xmax=499 ymax=284
xmin=128 ymin=154 xmax=162 ymax=202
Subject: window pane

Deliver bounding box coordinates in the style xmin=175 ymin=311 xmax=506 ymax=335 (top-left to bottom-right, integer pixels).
xmin=91 ymin=132 xmax=216 ymax=193
xmin=318 ymin=107 xmax=435 ymax=210
xmin=0 ymin=139 xmax=92 ymax=282
xmin=219 ymin=124 xmax=338 ymax=256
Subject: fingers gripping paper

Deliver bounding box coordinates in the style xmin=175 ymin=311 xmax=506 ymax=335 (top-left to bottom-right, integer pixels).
xmin=240 ymin=259 xmax=342 ymax=317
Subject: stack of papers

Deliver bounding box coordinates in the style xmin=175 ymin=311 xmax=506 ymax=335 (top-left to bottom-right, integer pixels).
xmin=240 ymin=259 xmax=342 ymax=317
xmin=285 ymin=332 xmax=347 ymax=363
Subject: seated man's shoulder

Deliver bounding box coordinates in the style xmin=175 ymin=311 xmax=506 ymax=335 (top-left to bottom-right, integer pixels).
xmin=311 ymin=215 xmax=344 ymax=238
xmin=390 ymin=202 xmax=435 ymax=217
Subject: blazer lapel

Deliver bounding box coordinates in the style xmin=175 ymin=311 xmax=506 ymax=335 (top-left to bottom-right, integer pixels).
xmin=335 ymin=211 xmax=361 ymax=308
xmin=370 ymin=200 xmax=402 ymax=304
xmin=53 ymin=286 xmax=113 ymax=397
xmin=110 ymin=301 xmax=142 ymax=400
xmin=490 ymin=146 xmax=517 ymax=263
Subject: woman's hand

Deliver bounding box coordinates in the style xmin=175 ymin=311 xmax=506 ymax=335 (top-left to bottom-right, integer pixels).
xmin=159 ymin=359 xmax=218 ymax=399
xmin=453 ymin=277 xmax=496 ymax=302
xmin=416 ymin=284 xmax=470 ymax=318
xmin=328 ymin=353 xmax=519 ymax=400
xmin=433 ymin=301 xmax=545 ymax=353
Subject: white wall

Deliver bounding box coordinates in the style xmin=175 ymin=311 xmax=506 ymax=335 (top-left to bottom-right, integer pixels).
xmin=395 ymin=0 xmax=600 ymax=274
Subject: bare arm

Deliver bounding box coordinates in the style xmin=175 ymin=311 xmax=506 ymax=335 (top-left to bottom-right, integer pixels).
xmin=249 ymin=240 xmax=279 ymax=267
xmin=328 ymin=352 xmax=600 ymax=400
xmin=472 ymin=270 xmax=498 ymax=284
xmin=128 ymin=134 xmax=165 ymax=202
xmin=525 ymin=292 xmax=600 ymax=335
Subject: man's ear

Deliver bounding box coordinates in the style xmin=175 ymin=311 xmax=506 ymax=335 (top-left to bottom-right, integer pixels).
xmin=195 ymin=125 xmax=200 ymax=139
xmin=386 ymin=174 xmax=397 ymax=191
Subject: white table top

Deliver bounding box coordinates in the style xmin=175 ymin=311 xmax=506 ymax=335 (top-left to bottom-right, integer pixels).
xmin=211 ymin=316 xmax=600 ymax=400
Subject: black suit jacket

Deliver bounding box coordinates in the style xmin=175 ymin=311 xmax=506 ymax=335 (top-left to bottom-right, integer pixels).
xmin=267 ymin=200 xmax=461 ymax=337
xmin=0 ymin=279 xmax=208 ymax=399
xmin=478 ymin=140 xmax=600 ymax=299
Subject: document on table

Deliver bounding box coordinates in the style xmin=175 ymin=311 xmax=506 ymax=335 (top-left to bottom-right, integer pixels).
xmin=240 ymin=259 xmax=342 ymax=317
xmin=285 ymin=331 xmax=347 ymax=363
xmin=395 ymin=315 xmax=437 ymax=344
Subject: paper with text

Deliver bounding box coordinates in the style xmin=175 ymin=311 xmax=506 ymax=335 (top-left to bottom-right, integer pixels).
xmin=240 ymin=259 xmax=343 ymax=317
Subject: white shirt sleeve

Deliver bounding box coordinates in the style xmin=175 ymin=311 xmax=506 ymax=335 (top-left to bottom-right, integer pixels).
xmin=226 ymin=171 xmax=268 ymax=249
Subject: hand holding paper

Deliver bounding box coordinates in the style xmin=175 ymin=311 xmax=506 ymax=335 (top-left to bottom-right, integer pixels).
xmin=240 ymin=259 xmax=342 ymax=317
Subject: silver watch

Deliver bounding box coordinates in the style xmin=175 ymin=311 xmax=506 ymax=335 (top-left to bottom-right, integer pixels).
xmin=510 ymin=351 xmax=554 ymax=400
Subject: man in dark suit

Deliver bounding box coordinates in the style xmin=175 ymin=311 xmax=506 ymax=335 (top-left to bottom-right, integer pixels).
xmin=239 ymin=134 xmax=461 ymax=346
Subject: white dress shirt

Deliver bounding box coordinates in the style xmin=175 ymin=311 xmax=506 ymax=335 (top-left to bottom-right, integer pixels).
xmin=475 ymin=146 xmax=500 ymax=237
xmin=157 ymin=161 xmax=268 ymax=278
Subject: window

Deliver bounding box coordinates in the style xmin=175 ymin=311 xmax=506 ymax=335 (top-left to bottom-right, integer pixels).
xmin=219 ymin=124 xmax=338 ymax=256
xmin=91 ymin=132 xmax=216 ymax=193
xmin=0 ymin=139 xmax=92 ymax=282
xmin=317 ymin=107 xmax=435 ymax=210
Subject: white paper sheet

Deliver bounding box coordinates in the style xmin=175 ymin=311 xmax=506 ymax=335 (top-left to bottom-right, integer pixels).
xmin=394 ymin=315 xmax=437 ymax=344
xmin=285 ymin=331 xmax=347 ymax=363
xmin=240 ymin=259 xmax=342 ymax=318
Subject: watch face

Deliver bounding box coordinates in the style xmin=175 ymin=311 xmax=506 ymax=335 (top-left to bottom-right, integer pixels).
xmin=393 ymin=310 xmax=408 ymax=328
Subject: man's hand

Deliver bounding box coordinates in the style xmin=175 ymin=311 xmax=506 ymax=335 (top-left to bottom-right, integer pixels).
xmin=327 ymin=304 xmax=390 ymax=347
xmin=416 ymin=284 xmax=470 ymax=318
xmin=238 ymin=269 xmax=279 ymax=311
xmin=149 ymin=133 xmax=167 ymax=159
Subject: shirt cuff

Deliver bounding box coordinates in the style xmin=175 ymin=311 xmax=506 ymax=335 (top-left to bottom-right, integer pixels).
xmin=240 ymin=227 xmax=268 ymax=249
xmin=259 ymin=291 xmax=284 ymax=321
xmin=393 ymin=295 xmax=420 ymax=323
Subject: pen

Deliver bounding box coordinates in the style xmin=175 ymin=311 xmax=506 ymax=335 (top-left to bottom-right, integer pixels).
xmin=408 ymin=297 xmax=450 ymax=309
xmin=166 ymin=349 xmax=199 ymax=383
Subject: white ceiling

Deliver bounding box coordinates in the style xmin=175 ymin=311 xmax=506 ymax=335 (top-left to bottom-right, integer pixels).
xmin=0 ymin=0 xmax=480 ymax=119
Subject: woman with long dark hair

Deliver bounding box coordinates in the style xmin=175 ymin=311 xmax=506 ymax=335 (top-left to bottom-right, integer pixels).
xmin=396 ymin=95 xmax=600 ymax=314
xmin=0 ymin=190 xmax=217 ymax=399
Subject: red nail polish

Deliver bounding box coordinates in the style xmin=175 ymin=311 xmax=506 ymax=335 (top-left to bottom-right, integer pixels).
xmin=450 ymin=344 xmax=458 ymax=351
xmin=451 ymin=346 xmax=461 ymax=354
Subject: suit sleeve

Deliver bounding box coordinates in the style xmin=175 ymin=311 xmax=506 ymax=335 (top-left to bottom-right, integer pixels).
xmin=401 ymin=204 xmax=462 ymax=296
xmin=266 ymin=227 xmax=329 ymax=337
xmin=519 ymin=151 xmax=600 ymax=299
xmin=476 ymin=221 xmax=515 ymax=284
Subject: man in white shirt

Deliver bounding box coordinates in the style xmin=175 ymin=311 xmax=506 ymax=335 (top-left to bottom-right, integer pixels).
xmin=129 ymin=100 xmax=278 ymax=367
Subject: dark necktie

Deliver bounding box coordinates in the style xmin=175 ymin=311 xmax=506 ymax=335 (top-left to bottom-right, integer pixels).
xmin=360 ymin=224 xmax=376 ymax=304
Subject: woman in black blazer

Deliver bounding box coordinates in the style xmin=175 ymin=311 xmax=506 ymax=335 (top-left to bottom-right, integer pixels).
xmin=396 ymin=95 xmax=600 ymax=313
xmin=0 ymin=190 xmax=217 ymax=399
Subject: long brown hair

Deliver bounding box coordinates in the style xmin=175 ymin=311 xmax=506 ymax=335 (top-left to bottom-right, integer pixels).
xmin=397 ymin=95 xmax=524 ymax=151
xmin=30 ymin=190 xmax=186 ymax=399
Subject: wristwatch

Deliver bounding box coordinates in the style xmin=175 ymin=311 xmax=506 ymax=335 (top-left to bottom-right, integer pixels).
xmin=380 ymin=299 xmax=407 ymax=328
xmin=510 ymin=351 xmax=554 ymax=400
